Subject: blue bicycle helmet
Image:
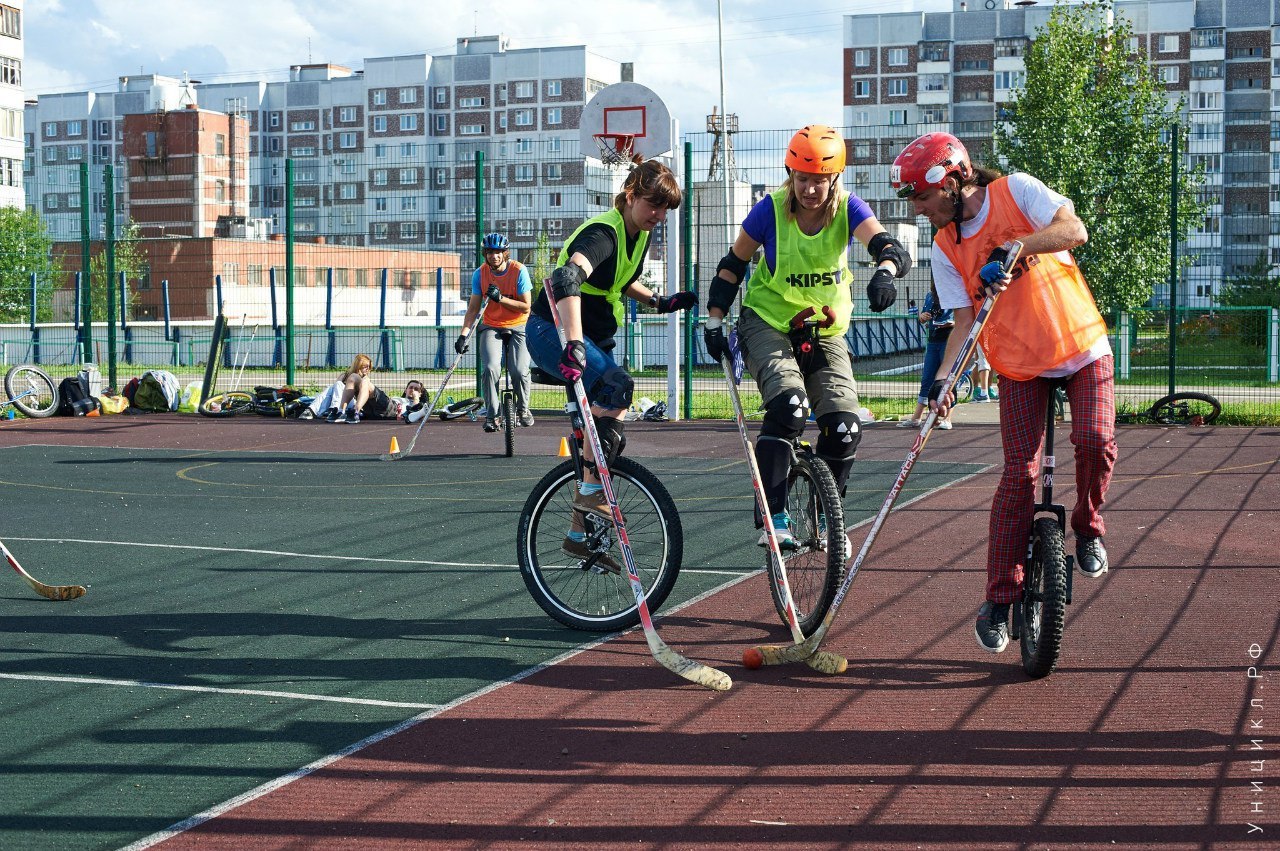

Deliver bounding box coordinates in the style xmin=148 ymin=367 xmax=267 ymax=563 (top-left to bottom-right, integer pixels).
xmin=481 ymin=232 xmax=510 ymax=251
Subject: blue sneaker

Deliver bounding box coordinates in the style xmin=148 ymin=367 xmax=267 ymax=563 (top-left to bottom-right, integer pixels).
xmin=758 ymin=512 xmax=797 ymax=550
xmin=988 ymin=387 xmax=999 ymax=401
xmin=973 ymin=390 xmax=989 ymax=403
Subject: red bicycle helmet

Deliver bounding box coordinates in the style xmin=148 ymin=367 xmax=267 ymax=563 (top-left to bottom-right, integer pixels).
xmin=890 ymin=133 xmax=972 ymax=198
xmin=785 ymin=125 xmax=846 ymax=175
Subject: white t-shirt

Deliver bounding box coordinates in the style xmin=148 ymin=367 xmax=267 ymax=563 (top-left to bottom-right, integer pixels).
xmin=932 ymin=172 xmax=1111 ymax=378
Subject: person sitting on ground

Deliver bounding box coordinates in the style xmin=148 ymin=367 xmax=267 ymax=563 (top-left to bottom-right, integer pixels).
xmin=326 ymin=354 xmax=379 ymax=423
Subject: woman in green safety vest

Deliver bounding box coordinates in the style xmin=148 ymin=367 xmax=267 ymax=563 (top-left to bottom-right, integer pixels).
xmin=527 ymin=159 xmax=697 ymax=571
xmin=702 ymin=124 xmax=912 ymax=549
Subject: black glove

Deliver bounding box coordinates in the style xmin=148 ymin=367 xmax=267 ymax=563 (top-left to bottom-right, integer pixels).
xmin=559 ymin=340 xmax=586 ymax=383
xmin=486 ymin=284 xmax=503 ymax=302
xmin=979 ymin=245 xmax=1012 ymax=289
xmin=453 ymin=334 xmax=469 ymax=355
xmin=866 ymin=268 xmax=897 ymax=313
xmin=704 ymin=322 xmax=730 ymax=364
xmin=653 ymin=291 xmax=697 ymax=313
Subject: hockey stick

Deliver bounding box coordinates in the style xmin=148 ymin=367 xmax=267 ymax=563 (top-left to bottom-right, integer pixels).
xmin=1 ymin=538 xmax=86 ymax=601
xmin=229 ymin=322 xmax=258 ymax=394
xmin=719 ymin=348 xmax=848 ymax=675
xmin=547 ymin=285 xmax=731 ymax=691
xmin=751 ymin=241 xmax=1023 ymax=668
xmin=380 ymin=295 xmax=492 ymax=461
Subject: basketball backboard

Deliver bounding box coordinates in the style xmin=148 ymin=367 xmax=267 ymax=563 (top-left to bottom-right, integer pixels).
xmin=579 ymin=81 xmax=673 ymax=164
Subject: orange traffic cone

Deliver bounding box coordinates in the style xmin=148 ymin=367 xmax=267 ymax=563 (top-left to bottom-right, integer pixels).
xmin=557 ymin=437 xmax=571 ymax=457
xmin=389 ymin=436 xmax=400 ymax=455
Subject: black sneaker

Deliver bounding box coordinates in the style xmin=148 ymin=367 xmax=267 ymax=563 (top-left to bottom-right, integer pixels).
xmin=324 ymin=407 xmax=339 ymax=423
xmin=1076 ymin=536 xmax=1109 ymax=578
xmin=483 ymin=418 xmax=499 ymax=433
xmin=562 ymin=537 xmax=621 ymax=574
xmin=975 ymin=601 xmax=1010 ymax=654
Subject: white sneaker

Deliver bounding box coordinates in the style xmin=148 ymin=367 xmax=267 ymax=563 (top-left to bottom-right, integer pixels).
xmin=897 ymin=418 xmax=920 ymax=428
xmin=936 ymin=420 xmax=953 ymax=430
xmin=407 ymin=407 xmax=427 ymax=424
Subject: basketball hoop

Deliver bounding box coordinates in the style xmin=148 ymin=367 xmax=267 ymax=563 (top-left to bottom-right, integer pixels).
xmin=593 ymin=133 xmax=638 ymax=168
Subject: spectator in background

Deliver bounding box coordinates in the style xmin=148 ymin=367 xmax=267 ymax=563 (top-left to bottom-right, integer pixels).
xmin=324 ymin=353 xmax=381 ymax=424
xmin=972 ymin=344 xmax=999 ymax=402
xmin=899 ymin=283 xmax=955 ymax=430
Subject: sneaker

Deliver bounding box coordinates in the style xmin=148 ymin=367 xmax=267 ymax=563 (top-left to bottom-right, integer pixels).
xmin=897 ymin=417 xmax=920 ymax=428
xmin=324 ymin=407 xmax=340 ymax=423
xmin=332 ymin=408 xmax=348 ymax=423
xmin=757 ymin=512 xmax=798 ymax=550
xmin=407 ymin=406 xmax=427 ymax=424
xmin=973 ymin=390 xmax=989 ymax=403
xmin=346 ymin=411 xmax=361 ymax=424
xmin=988 ymin=387 xmax=999 ymax=401
xmin=817 ymin=513 xmax=851 ymax=562
xmin=936 ymin=419 xmax=953 ymax=430
xmin=518 ymin=410 xmax=535 ymax=427
xmin=562 ymin=537 xmax=621 ymax=574
xmin=573 ymin=487 xmax=616 ymax=523
xmin=483 ymin=418 xmax=499 ymax=433
xmin=975 ymin=601 xmax=1011 ymax=654
xmin=1076 ymin=536 xmax=1109 ymax=578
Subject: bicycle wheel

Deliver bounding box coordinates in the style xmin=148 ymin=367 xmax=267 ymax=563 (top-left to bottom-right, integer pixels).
xmin=1148 ymin=391 xmax=1221 ymax=426
xmin=438 ymin=396 xmax=483 ymax=420
xmin=954 ymin=371 xmax=972 ymax=403
xmin=502 ymin=393 xmax=515 ymax=457
xmin=4 ymin=365 xmax=59 ymax=418
xmin=198 ymin=391 xmax=254 ymax=417
xmin=1019 ymin=516 xmax=1068 ymax=679
xmin=770 ymin=453 xmax=845 ymax=636
xmin=517 ymin=456 xmax=683 ymax=631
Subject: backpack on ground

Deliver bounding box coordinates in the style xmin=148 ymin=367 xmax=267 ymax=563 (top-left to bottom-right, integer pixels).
xmin=134 ymin=370 xmax=181 ymax=412
xmin=56 ymin=376 xmax=98 ymax=416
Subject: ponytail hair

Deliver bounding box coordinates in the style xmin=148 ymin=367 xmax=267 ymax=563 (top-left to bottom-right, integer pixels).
xmin=613 ymin=159 xmax=682 ymax=211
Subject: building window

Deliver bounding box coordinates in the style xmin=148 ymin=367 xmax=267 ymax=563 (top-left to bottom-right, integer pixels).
xmin=515 ymin=220 xmax=534 ymax=237
xmin=336 ymin=131 xmax=356 ymax=149
xmin=374 ymin=197 xmax=387 ymax=212
xmin=994 ymin=70 xmax=1025 ymax=90
xmin=373 ymin=143 xmax=387 ymax=158
xmin=292 ymin=145 xmax=316 ymax=157
xmin=66 ymin=120 xmax=82 ymax=136
xmin=515 ymin=164 xmax=533 ymax=181
xmin=458 ymin=96 xmax=486 ymax=108
xmin=888 ymin=109 xmax=908 ymax=126
xmin=215 ymin=181 xmax=226 ymax=202
xmin=434 ymin=115 xmax=447 ymax=132
xmin=66 ymin=144 xmax=82 ymax=161
xmin=1193 ymin=61 xmax=1222 ymax=79
xmin=957 ymin=59 xmax=990 ymax=72
xmin=0 ymin=6 xmax=20 ymax=39
xmin=459 ymin=123 xmax=485 ymax=135
xmin=956 ymin=89 xmax=991 ymax=102
xmin=373 ymin=169 xmax=388 ymax=185
xmin=887 ymin=47 xmax=908 ymax=66
xmin=547 ymin=137 xmax=561 ymax=153
xmin=268 ymin=137 xmax=281 ymax=152
xmin=547 ymin=163 xmax=562 ymax=180
xmin=339 ymin=183 xmax=357 ymax=199
xmin=549 ymin=191 xmax=562 ymax=207
xmin=547 ymin=108 xmax=562 ymax=125
xmin=994 ymin=37 xmax=1028 ymax=58
xmin=919 ymin=42 xmax=948 ymax=62
xmin=401 ymin=142 xmax=416 ymax=156
xmin=399 ymin=167 xmax=417 ymax=183
xmin=547 ymin=219 xmax=562 ymax=236
xmin=459 ymin=177 xmax=475 ymax=189
xmin=399 ymin=87 xmax=417 ymax=104
xmin=518 ymin=193 xmax=533 ymax=208
xmin=545 ymin=80 xmax=561 ymax=97
xmin=1230 ymin=46 xmax=1264 ymax=59
xmin=44 ymin=122 xmax=56 ymax=138
xmin=515 ymin=81 xmax=534 ymax=98
xmin=399 ymin=113 xmax=418 ymax=131
xmin=373 ymin=89 xmax=387 ymax=106
xmin=434 ymin=168 xmax=447 ymax=186
xmin=1157 ymin=65 xmax=1179 ymax=84
xmin=853 ymin=80 xmax=870 ymax=99
xmin=887 ymin=78 xmax=909 ymax=97
xmin=515 ymin=109 xmax=534 ymax=126
xmin=339 ymin=106 xmax=357 ymax=122
xmin=289 ymin=119 xmax=316 ymax=131
xmin=498 ymin=113 xmax=508 ymax=130
xmin=400 ymin=222 xmax=418 ymax=239
xmin=401 ymin=196 xmax=417 ymax=212
xmin=0 ymin=56 xmax=20 ymax=86
xmin=373 ymin=222 xmax=388 ymax=240
xmin=853 ymin=48 xmax=870 ymax=67
xmin=1158 ymin=34 xmax=1179 ymax=53
xmin=515 ymin=138 xmax=533 ymax=154
xmin=341 ymin=210 xmax=356 ymax=226
xmin=42 ymin=146 xmax=54 ymax=163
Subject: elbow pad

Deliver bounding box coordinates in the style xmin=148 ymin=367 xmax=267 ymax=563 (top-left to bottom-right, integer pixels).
xmin=716 ymin=250 xmax=749 ymax=283
xmin=549 ymin=262 xmax=586 ymax=299
xmin=868 ymin=232 xmax=912 ymax=279
xmin=707 ymin=276 xmax=741 ymax=315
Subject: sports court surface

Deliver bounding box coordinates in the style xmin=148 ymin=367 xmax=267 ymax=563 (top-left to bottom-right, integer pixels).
xmin=0 ymin=413 xmax=1275 ymax=850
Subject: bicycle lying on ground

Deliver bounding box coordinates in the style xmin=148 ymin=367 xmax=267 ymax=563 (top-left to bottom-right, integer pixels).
xmin=1116 ymin=391 xmax=1221 ymax=426
xmin=3 ymin=364 xmax=59 ymax=418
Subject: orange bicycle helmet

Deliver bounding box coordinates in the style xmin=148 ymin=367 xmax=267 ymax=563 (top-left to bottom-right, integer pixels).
xmin=785 ymin=125 xmax=846 ymax=174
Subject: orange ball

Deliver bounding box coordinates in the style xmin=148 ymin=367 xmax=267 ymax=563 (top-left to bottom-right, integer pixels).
xmin=742 ymin=648 xmax=764 ymax=670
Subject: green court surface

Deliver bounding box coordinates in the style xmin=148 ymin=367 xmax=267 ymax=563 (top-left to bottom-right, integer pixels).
xmin=0 ymin=445 xmax=982 ymax=850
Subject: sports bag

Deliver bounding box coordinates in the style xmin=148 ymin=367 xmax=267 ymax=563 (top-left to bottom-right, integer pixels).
xmin=134 ymin=370 xmax=181 ymax=412
xmin=56 ymin=376 xmax=98 ymax=416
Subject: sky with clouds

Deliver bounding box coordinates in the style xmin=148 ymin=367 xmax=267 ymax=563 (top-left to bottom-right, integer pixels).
xmin=23 ymin=0 xmax=950 ymax=134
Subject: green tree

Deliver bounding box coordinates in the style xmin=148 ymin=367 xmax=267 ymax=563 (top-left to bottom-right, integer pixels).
xmin=87 ymin=219 xmax=147 ymax=322
xmin=0 ymin=207 xmax=61 ymax=324
xmin=530 ymin=229 xmax=553 ymax=300
xmin=1221 ymin=252 xmax=1280 ymax=310
xmin=993 ymin=0 xmax=1205 ymax=313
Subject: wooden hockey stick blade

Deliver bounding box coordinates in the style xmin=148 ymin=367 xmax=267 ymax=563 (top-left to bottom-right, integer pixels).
xmin=645 ymin=631 xmax=733 ymax=691
xmin=5 ymin=553 xmax=86 ymax=601
xmin=753 ymin=622 xmax=831 ymax=668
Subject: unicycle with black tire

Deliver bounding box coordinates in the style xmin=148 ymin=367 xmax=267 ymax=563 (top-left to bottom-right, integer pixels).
xmin=516 ymin=367 xmax=683 ymax=631
xmin=493 ymin=329 xmax=517 ymax=458
xmin=1011 ymin=379 xmax=1072 ymax=679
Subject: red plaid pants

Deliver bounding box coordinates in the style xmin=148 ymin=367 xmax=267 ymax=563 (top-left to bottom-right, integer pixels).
xmin=986 ymin=355 xmax=1118 ymax=603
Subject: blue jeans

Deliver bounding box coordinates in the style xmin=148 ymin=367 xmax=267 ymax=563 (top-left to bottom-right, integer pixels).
xmin=525 ymin=314 xmax=627 ymax=410
xmin=917 ymin=339 xmax=949 ymax=406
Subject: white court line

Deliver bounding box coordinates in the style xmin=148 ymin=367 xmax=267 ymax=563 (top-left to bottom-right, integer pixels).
xmin=0 ymin=673 xmax=439 ymax=710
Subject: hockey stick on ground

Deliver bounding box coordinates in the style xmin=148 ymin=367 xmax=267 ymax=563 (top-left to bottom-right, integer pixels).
xmin=1 ymin=538 xmax=86 ymax=601
xmin=751 ymin=241 xmax=1023 ymax=668
xmin=548 ymin=285 xmax=731 ymax=691
xmin=719 ymin=350 xmax=848 ymax=675
xmin=380 ymin=295 xmax=492 ymax=461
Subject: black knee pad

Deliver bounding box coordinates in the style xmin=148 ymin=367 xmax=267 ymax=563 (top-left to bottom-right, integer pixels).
xmin=589 ymin=365 xmax=634 ymax=410
xmin=594 ymin=416 xmax=626 ymax=466
xmin=760 ymin=391 xmax=809 ymax=441
xmin=815 ymin=411 xmax=862 ymax=462
xmin=754 ymin=435 xmax=793 ymax=518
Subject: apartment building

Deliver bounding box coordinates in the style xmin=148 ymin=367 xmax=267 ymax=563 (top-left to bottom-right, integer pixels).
xmin=844 ymin=0 xmax=1275 ymax=305
xmin=25 ymin=34 xmax=625 ymax=263
xmin=0 ymin=0 xmax=22 ymax=209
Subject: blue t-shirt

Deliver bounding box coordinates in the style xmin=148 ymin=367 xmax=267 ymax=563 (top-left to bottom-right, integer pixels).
xmin=470 ymin=263 xmax=533 ymax=296
xmin=741 ymin=193 xmax=875 ymax=273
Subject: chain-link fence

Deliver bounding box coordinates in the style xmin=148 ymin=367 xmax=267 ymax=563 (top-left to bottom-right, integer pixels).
xmin=3 ymin=118 xmax=1276 ymax=418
